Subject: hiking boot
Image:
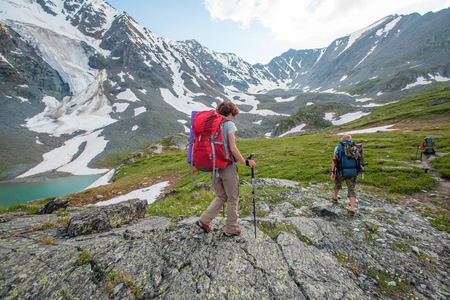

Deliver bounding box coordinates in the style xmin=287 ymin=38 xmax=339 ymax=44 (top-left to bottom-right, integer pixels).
xmin=332 ymin=197 xmax=338 ymax=204
xmin=224 ymin=228 xmax=241 ymax=237
xmin=196 ymin=220 xmax=210 ymax=233
xmin=347 ymin=210 xmax=355 ymax=217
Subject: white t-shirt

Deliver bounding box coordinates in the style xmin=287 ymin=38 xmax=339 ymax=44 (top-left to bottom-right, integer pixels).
xmin=223 ymin=120 xmax=237 ymax=150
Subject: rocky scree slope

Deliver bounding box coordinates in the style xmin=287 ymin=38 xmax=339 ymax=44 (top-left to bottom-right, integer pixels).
xmin=0 ymin=179 xmax=448 ymax=299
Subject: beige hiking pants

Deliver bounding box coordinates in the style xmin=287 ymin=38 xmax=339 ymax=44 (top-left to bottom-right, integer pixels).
xmin=199 ymin=164 xmax=239 ymax=234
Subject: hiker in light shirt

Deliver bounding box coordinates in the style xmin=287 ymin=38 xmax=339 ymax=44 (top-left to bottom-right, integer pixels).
xmin=196 ymin=101 xmax=256 ymax=237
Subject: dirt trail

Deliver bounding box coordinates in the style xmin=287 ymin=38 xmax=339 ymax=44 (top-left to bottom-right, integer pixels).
xmin=409 ymin=166 xmax=449 ymax=210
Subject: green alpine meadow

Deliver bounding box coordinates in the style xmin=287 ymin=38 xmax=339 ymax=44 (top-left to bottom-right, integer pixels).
xmin=13 ymin=85 xmax=444 ymax=231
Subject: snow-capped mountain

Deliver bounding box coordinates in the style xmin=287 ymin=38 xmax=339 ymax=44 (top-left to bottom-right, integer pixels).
xmin=0 ymin=0 xmax=449 ymax=180
xmin=267 ymin=11 xmax=450 ymax=96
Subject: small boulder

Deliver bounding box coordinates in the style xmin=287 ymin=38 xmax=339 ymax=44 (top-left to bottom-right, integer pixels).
xmin=35 ymin=198 xmax=70 ymax=215
xmin=428 ymin=96 xmax=447 ymax=106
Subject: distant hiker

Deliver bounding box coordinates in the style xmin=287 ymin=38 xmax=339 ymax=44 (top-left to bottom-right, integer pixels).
xmin=331 ymin=134 xmax=360 ymax=217
xmin=195 ymin=100 xmax=256 ymax=237
xmin=419 ymin=137 xmax=437 ymax=173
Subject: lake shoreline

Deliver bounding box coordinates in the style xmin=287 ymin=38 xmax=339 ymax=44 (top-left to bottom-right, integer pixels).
xmin=0 ymin=170 xmax=100 ymax=184
xmin=0 ymin=174 xmax=104 ymax=207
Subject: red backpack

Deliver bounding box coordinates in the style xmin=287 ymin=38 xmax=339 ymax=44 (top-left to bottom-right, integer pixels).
xmin=189 ymin=110 xmax=234 ymax=180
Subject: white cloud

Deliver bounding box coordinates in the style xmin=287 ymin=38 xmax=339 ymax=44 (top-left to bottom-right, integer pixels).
xmin=204 ymin=0 xmax=449 ymax=49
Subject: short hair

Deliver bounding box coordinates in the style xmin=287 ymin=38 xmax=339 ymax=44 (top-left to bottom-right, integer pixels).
xmin=216 ymin=100 xmax=239 ymax=117
xmin=342 ymin=134 xmax=352 ymax=140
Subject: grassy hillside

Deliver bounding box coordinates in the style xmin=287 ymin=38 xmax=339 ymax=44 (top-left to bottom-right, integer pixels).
xmin=4 ymin=87 xmax=449 ymax=231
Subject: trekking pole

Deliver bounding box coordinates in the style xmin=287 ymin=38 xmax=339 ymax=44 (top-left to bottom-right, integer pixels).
xmin=248 ymin=153 xmax=257 ymax=238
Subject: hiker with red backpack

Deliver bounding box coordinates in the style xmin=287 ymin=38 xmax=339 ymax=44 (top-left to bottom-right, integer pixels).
xmin=331 ymin=134 xmax=361 ymax=217
xmin=418 ymin=137 xmax=438 ymax=173
xmin=194 ymin=101 xmax=256 ymax=237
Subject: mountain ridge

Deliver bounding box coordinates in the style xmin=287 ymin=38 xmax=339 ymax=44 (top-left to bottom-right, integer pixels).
xmin=0 ymin=0 xmax=449 ymax=180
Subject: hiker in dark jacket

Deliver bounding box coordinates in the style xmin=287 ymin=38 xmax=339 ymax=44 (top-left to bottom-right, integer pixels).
xmin=331 ymin=134 xmax=358 ymax=216
xmin=196 ymin=101 xmax=256 ymax=237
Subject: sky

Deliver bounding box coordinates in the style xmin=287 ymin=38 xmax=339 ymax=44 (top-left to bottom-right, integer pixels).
xmin=105 ymin=0 xmax=449 ymax=64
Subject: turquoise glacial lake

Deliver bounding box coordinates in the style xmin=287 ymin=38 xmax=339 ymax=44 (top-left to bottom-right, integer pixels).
xmin=0 ymin=175 xmax=101 ymax=207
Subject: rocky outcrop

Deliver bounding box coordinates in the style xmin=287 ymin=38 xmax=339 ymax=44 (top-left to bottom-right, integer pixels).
xmin=66 ymin=199 xmax=148 ymax=237
xmin=35 ymin=198 xmax=70 ymax=215
xmin=428 ymin=96 xmax=448 ymax=106
xmin=0 ymin=181 xmax=448 ymax=299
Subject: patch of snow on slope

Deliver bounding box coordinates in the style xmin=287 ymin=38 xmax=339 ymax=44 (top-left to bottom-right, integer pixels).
xmin=84 ymin=169 xmax=115 ymax=190
xmin=26 ymin=70 xmax=116 ymax=136
xmin=96 ymin=181 xmax=170 ymax=206
xmin=274 ymin=96 xmax=296 ymax=102
xmin=116 ymin=89 xmax=140 ymax=102
xmin=338 ymin=16 xmax=390 ymax=56
xmin=224 ymin=89 xmax=288 ymax=116
xmin=338 ymin=125 xmax=396 ymax=135
xmin=331 ymin=112 xmax=370 ymax=126
xmin=402 ymin=77 xmax=432 ymax=90
xmin=113 ymin=102 xmax=130 ymax=113
xmin=134 ymin=107 xmax=147 ymax=117
xmin=356 ymin=98 xmax=372 ymax=102
xmin=160 ymin=88 xmax=211 ymax=115
xmin=376 ymin=16 xmax=402 ymax=37
xmin=279 ymin=124 xmax=307 ymax=137
xmin=429 ymin=74 xmax=450 ymax=82
xmin=324 ymin=112 xmax=335 ymax=122
xmin=159 ymin=44 xmax=213 ymax=115
xmin=353 ymin=45 xmax=378 ymax=69
xmin=178 ymin=120 xmax=190 ymax=133
xmin=363 ymin=103 xmax=389 ymax=107
xmin=17 ymin=130 xmax=109 ymax=178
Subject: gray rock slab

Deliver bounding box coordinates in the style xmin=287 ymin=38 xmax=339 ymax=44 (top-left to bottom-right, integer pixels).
xmin=277 ymin=231 xmax=369 ymax=299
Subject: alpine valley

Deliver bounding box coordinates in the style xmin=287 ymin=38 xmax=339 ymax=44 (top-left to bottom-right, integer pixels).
xmin=0 ymin=0 xmax=449 ymax=180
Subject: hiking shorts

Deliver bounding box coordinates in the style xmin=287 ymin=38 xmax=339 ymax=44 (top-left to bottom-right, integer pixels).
xmin=334 ymin=173 xmax=357 ymax=198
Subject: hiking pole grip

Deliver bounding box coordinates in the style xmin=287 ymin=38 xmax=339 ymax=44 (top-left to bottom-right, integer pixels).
xmin=247 ymin=153 xmax=255 ymax=172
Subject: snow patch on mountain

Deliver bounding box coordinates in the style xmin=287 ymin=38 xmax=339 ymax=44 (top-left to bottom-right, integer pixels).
xmin=376 ymin=16 xmax=402 ymax=37
xmin=325 ymin=112 xmax=370 ymax=126
xmin=177 ymin=120 xmax=190 ymax=133
xmin=274 ymin=96 xmax=296 ymax=102
xmin=429 ymin=74 xmax=450 ymax=82
xmin=26 ymin=70 xmax=116 ymax=136
xmin=279 ymin=124 xmax=307 ymax=137
xmin=0 ymin=0 xmax=114 ymax=95
xmin=96 ymin=181 xmax=170 ymax=206
xmin=402 ymin=76 xmax=432 ymax=90
xmin=116 ymin=89 xmax=140 ymax=102
xmin=160 ymin=88 xmax=211 ymax=115
xmin=338 ymin=16 xmax=393 ymax=56
xmin=113 ymin=103 xmax=130 ymax=113
xmin=339 ymin=125 xmax=397 ymax=135
xmin=17 ymin=130 xmax=109 ymax=178
xmin=134 ymin=107 xmax=147 ymax=117
xmin=224 ymin=89 xmax=288 ymax=116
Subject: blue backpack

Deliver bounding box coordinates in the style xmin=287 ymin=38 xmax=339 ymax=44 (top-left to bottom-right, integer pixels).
xmin=336 ymin=140 xmax=360 ymax=177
